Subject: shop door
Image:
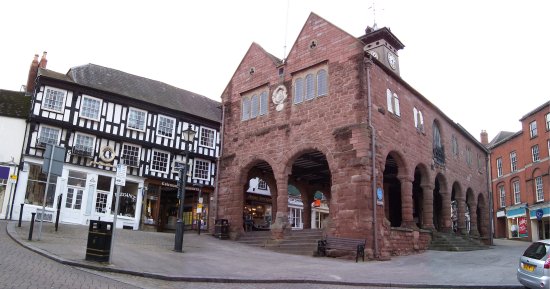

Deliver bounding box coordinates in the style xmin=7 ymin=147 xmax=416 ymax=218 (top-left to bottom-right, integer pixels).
xmin=62 ymin=186 xmax=83 ymax=223
xmin=94 ymin=175 xmax=113 ymax=219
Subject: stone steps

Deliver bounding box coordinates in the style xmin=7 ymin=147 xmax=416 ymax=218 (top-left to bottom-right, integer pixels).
xmin=236 ymin=229 xmax=324 ymax=256
xmin=428 ymin=232 xmax=490 ymax=251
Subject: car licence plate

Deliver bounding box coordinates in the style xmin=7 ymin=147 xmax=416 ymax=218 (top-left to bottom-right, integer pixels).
xmin=523 ymin=263 xmax=535 ymax=272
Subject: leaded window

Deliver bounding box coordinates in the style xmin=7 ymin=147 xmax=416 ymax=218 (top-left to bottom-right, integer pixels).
xmin=122 ymin=144 xmax=140 ymax=167
xmin=80 ymin=96 xmax=102 ymax=120
xmin=157 ymin=115 xmax=175 ymax=138
xmin=293 ymin=67 xmax=328 ymax=104
xmin=73 ymin=133 xmax=94 ymax=157
xmin=304 ymin=74 xmax=315 ymax=101
xmin=151 ymin=150 xmax=170 ymax=173
xmin=259 ymin=91 xmax=268 ymax=116
xmin=317 ymin=69 xmax=328 ymax=96
xmin=294 ymin=78 xmax=304 ymax=104
xmin=199 ymin=127 xmax=215 ymax=148
xmin=193 ymin=159 xmax=210 ymax=180
xmin=38 ymin=126 xmax=60 ymax=146
xmin=127 ymin=108 xmax=147 ymax=131
xmin=43 ymin=87 xmax=65 ymax=112
xmin=242 ymin=97 xmax=250 ymax=120
xmin=250 ymin=94 xmax=259 ymax=118
xmin=433 ymin=123 xmax=445 ymax=165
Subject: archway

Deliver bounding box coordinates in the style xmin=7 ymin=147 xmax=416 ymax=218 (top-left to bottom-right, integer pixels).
xmin=412 ymin=166 xmax=426 ymax=228
xmin=477 ymin=193 xmax=487 ymax=237
xmin=383 ymin=154 xmax=402 ymax=227
xmin=288 ymin=150 xmax=331 ymax=232
xmin=242 ymin=160 xmax=276 ymax=232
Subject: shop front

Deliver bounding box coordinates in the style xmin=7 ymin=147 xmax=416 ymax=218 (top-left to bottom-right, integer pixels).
xmin=142 ymin=179 xmax=210 ymax=232
xmin=506 ymin=204 xmax=529 ymax=240
xmin=529 ymin=203 xmax=550 ymax=241
xmin=244 ymin=193 xmax=272 ymax=230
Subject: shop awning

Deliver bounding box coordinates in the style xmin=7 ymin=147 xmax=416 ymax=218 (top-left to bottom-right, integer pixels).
xmin=529 ymin=202 xmax=550 ymax=219
xmin=506 ymin=206 xmax=527 ymax=218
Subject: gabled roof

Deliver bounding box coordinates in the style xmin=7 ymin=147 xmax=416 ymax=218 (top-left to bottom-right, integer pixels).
xmin=487 ymin=131 xmax=519 ymax=148
xmin=0 ymin=89 xmax=31 ymax=119
xmin=39 ymin=64 xmax=221 ymax=123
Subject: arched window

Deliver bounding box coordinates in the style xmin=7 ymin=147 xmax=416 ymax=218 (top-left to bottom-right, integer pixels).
xmin=433 ymin=122 xmax=445 ymax=164
xmin=259 ymin=91 xmax=268 ymax=116
xmin=305 ymin=74 xmax=315 ymax=100
xmin=317 ymin=69 xmax=328 ymax=96
xmin=294 ymin=78 xmax=304 ymax=104
xmin=386 ymin=89 xmax=393 ymax=113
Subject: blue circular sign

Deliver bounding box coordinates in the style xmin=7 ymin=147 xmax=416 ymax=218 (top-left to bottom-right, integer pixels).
xmin=536 ymin=209 xmax=544 ymax=220
xmin=376 ymin=188 xmax=383 ymax=201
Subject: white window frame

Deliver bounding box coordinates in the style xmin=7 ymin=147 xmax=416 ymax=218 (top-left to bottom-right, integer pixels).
xmin=199 ymin=127 xmax=216 ymax=149
xmin=121 ymin=143 xmax=141 ymax=167
xmin=513 ymin=181 xmax=521 ymax=204
xmin=156 ymin=115 xmax=176 ymax=139
xmin=496 ymin=157 xmax=502 ymax=177
xmin=127 ymin=107 xmax=147 ymax=132
xmin=536 ymin=176 xmax=544 ymax=202
xmin=530 ymin=121 xmax=538 ymax=138
xmin=499 ymin=185 xmax=506 ymax=208
xmin=80 ymin=95 xmax=102 ymax=121
xmin=38 ymin=126 xmax=61 ymax=146
xmin=258 ymin=179 xmax=268 ymax=190
xmin=73 ymin=133 xmax=95 ymax=156
xmin=43 ymin=87 xmax=66 ymax=113
xmin=510 ymin=151 xmax=517 ymax=172
xmin=532 ymin=145 xmax=540 ymax=162
xmin=151 ymin=149 xmax=170 ymax=174
xmin=193 ymin=158 xmax=210 ymax=181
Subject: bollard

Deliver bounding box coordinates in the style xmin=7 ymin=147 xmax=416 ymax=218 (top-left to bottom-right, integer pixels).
xmin=55 ymin=195 xmax=62 ymax=232
xmin=18 ymin=203 xmax=24 ymax=227
xmin=28 ymin=212 xmax=36 ymax=241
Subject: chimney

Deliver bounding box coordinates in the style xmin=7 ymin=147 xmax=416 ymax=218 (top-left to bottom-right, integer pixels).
xmin=26 ymin=54 xmax=40 ymax=95
xmin=480 ymin=130 xmax=488 ymax=145
xmin=39 ymin=51 xmax=48 ymax=69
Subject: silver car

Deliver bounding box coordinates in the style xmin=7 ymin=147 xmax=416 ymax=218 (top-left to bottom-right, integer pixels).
xmin=518 ymin=240 xmax=550 ymax=289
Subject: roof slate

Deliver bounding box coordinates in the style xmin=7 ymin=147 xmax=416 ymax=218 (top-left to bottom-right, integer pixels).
xmin=0 ymin=89 xmax=31 ymax=119
xmin=39 ymin=64 xmax=221 ymax=123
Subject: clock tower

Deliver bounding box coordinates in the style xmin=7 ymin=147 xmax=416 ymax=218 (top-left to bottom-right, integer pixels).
xmin=361 ymin=26 xmax=405 ymax=75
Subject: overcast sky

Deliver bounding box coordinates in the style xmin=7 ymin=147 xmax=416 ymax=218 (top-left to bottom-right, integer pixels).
xmin=1 ymin=1 xmax=548 ymax=142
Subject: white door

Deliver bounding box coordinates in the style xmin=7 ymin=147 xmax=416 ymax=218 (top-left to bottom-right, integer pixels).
xmin=61 ymin=186 xmax=84 ymax=223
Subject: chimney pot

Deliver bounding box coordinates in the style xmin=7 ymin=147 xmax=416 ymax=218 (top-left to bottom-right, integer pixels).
xmin=26 ymin=53 xmax=41 ymax=95
xmin=480 ymin=130 xmax=489 ymax=145
xmin=39 ymin=51 xmax=48 ymax=69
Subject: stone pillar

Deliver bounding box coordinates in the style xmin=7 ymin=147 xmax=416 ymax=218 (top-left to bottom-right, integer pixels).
xmin=456 ymin=196 xmax=467 ymax=235
xmin=271 ymin=176 xmax=289 ymax=239
xmin=398 ymin=175 xmax=416 ymax=229
xmin=302 ymin=188 xmax=313 ymax=229
xmin=469 ymin=200 xmax=480 ymax=237
xmin=421 ymin=184 xmax=435 ymax=230
xmin=440 ymin=188 xmax=452 ymax=233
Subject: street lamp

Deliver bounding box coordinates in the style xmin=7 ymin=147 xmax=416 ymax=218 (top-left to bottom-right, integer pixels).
xmin=174 ymin=124 xmax=196 ymax=252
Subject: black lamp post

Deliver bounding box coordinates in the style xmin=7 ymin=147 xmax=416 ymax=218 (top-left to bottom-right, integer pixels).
xmin=174 ymin=125 xmax=196 ymax=252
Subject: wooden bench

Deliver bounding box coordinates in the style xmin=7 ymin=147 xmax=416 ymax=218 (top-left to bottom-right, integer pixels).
xmin=317 ymin=236 xmax=366 ymax=262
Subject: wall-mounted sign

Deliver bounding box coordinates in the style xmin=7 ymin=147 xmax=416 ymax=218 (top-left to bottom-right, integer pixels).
xmin=376 ymin=187 xmax=384 ymax=205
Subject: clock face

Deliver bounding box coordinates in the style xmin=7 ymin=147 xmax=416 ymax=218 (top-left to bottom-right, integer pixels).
xmin=387 ymin=51 xmax=397 ymax=70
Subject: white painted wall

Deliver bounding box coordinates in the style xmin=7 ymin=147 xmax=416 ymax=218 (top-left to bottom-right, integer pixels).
xmin=0 ymin=116 xmax=27 ymax=219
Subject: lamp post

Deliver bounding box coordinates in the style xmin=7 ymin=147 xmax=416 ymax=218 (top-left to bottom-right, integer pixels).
xmin=174 ymin=125 xmax=196 ymax=252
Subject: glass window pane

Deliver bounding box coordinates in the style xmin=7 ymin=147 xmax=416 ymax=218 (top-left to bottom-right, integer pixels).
xmin=294 ymin=78 xmax=303 ymax=104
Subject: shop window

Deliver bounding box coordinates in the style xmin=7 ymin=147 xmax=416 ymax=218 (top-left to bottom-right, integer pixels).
xmin=111 ymin=182 xmax=138 ymax=218
xmin=24 ymin=164 xmax=55 ymax=207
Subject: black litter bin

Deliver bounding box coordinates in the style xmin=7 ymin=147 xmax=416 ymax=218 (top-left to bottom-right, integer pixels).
xmin=85 ymin=220 xmax=113 ymax=262
xmin=214 ymin=219 xmax=229 ymax=239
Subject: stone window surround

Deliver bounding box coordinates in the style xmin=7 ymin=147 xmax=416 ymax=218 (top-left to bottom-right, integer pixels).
xmin=241 ymin=87 xmax=269 ymax=121
xmin=292 ymin=63 xmax=329 ymax=105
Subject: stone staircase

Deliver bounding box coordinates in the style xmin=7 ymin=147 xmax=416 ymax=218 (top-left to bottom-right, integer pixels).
xmin=428 ymin=232 xmax=490 ymax=251
xmin=236 ymin=229 xmax=324 ymax=256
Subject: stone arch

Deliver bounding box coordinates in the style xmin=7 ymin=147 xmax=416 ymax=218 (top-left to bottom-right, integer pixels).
xmin=433 ymin=173 xmax=450 ymax=232
xmin=237 ymin=155 xmax=278 ymax=234
xmin=451 ymin=181 xmax=464 ymax=233
xmin=476 ymin=192 xmax=488 ymax=238
xmin=383 ymin=150 xmax=410 ymax=227
xmin=413 ymin=162 xmax=434 ymax=230
xmin=280 ymin=142 xmax=336 ymax=181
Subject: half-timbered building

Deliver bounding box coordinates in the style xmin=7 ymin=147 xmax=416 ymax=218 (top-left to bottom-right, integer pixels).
xmin=12 ymin=53 xmax=221 ymax=231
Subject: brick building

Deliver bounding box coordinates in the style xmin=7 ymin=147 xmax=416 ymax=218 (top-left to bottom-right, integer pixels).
xmin=214 ymin=13 xmax=490 ymax=259
xmin=489 ymin=101 xmax=550 ymax=241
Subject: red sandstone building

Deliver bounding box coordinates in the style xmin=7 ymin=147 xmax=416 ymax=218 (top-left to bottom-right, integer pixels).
xmin=214 ymin=13 xmax=490 ymax=259
xmin=489 ymin=101 xmax=550 ymax=241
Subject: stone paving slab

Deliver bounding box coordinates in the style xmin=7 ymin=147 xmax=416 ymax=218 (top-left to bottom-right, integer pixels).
xmin=7 ymin=221 xmax=526 ymax=288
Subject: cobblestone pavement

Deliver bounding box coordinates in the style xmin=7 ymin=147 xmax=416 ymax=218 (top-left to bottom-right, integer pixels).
xmin=0 ymin=221 xmax=140 ymax=289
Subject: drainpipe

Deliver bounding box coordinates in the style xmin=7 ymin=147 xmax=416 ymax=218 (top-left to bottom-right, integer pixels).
xmin=485 ymin=153 xmax=493 ymax=245
xmin=364 ymin=54 xmax=378 ymax=258
xmin=214 ymin=104 xmax=225 ymax=222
